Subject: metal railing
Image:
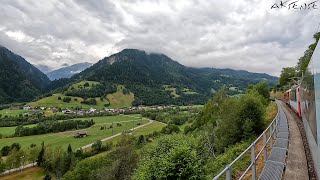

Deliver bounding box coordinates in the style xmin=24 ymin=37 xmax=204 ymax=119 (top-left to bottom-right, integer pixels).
xmin=213 ymin=103 xmax=280 ymax=180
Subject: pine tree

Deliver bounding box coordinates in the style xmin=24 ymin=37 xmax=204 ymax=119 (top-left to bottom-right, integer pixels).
xmin=37 ymin=141 xmax=45 ymax=166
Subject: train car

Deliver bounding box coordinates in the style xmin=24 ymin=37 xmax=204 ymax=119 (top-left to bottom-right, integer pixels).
xmin=284 ymin=85 xmax=302 ymax=118
xmin=284 ymin=89 xmax=290 ymax=105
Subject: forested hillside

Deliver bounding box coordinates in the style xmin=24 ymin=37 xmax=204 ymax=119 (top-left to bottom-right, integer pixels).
xmin=71 ymin=49 xmax=277 ymax=106
xmin=0 ymin=46 xmax=50 ymax=104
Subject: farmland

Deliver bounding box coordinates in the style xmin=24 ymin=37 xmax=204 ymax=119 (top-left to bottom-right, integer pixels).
xmin=0 ymin=115 xmax=150 ymax=151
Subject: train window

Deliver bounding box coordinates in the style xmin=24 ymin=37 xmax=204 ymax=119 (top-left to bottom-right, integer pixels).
xmin=290 ymin=89 xmax=297 ymax=101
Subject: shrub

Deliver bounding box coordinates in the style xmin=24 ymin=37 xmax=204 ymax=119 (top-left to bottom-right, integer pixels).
xmin=63 ymin=97 xmax=71 ymax=103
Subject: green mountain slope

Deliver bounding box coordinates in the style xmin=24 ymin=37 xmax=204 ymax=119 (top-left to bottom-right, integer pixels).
xmin=0 ymin=46 xmax=50 ymax=103
xmin=71 ymin=49 xmax=277 ymax=105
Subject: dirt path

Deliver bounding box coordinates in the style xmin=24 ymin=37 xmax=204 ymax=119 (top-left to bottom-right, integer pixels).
xmin=79 ymin=119 xmax=154 ymax=149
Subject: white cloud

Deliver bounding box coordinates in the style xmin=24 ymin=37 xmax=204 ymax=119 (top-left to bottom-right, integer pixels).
xmin=0 ymin=0 xmax=319 ymax=76
xmin=5 ymin=30 xmax=34 ymax=43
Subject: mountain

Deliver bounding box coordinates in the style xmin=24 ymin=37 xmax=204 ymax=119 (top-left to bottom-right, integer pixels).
xmin=34 ymin=64 xmax=53 ymax=74
xmin=71 ymin=49 xmax=278 ymax=105
xmin=0 ymin=46 xmax=51 ymax=103
xmin=47 ymin=62 xmax=93 ymax=80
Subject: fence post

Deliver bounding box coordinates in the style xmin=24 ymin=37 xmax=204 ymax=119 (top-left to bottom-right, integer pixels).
xmin=251 ymin=144 xmax=256 ymax=180
xmin=270 ymin=125 xmax=273 ymax=148
xmin=226 ymin=165 xmax=232 ymax=180
xmin=273 ymin=122 xmax=276 ymax=140
xmin=263 ymin=133 xmax=267 ymax=162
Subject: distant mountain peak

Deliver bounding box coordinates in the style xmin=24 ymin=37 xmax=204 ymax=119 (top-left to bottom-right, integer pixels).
xmin=46 ymin=62 xmax=93 ymax=80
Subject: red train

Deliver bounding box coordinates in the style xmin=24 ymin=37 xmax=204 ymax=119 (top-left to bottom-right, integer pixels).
xmin=283 ymin=85 xmax=302 ymax=117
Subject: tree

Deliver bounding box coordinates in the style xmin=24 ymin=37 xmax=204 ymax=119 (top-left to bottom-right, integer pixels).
xmin=279 ymin=67 xmax=296 ymax=87
xmin=10 ymin=143 xmax=21 ymax=151
xmin=63 ymin=97 xmax=71 ymax=103
xmin=28 ymin=146 xmax=40 ymax=164
xmin=0 ymin=158 xmax=6 ymax=173
xmin=67 ymin=144 xmax=72 ymax=154
xmin=247 ymin=81 xmax=270 ymax=102
xmin=83 ymin=82 xmax=90 ymax=87
xmin=6 ymin=149 xmax=25 ymax=169
xmin=92 ymin=140 xmax=102 ymax=152
xmin=37 ymin=141 xmax=45 ymax=166
xmin=1 ymin=145 xmax=11 ymax=156
xmin=63 ymin=144 xmax=74 ymax=175
xmin=133 ymin=134 xmax=205 ymax=180
xmin=214 ymin=92 xmax=265 ymax=153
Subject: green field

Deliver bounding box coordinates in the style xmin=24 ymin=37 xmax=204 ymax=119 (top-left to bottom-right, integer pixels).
xmin=0 ymin=124 xmax=36 ymax=137
xmin=0 ymin=115 xmax=149 ymax=150
xmin=106 ymin=85 xmax=135 ymax=108
xmin=67 ymin=81 xmax=101 ymax=91
xmin=182 ymin=88 xmax=199 ymax=95
xmin=163 ymin=85 xmax=180 ymax=98
xmin=102 ymin=120 xmax=166 ymax=145
xmin=0 ymin=109 xmax=30 ymax=117
xmin=27 ymin=85 xmax=135 ymax=109
xmin=27 ymin=93 xmax=107 ymax=109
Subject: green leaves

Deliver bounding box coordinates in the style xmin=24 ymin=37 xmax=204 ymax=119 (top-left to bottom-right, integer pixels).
xmin=133 ymin=134 xmax=205 ymax=180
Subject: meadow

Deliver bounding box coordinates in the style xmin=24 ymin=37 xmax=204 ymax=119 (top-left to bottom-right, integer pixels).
xmin=0 ymin=115 xmax=149 ymax=150
xmin=27 ymin=85 xmax=135 ymax=109
xmin=0 ymin=109 xmax=29 ymax=117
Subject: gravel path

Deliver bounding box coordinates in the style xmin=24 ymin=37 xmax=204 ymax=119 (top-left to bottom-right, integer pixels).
xmin=280 ymin=102 xmax=310 ymax=180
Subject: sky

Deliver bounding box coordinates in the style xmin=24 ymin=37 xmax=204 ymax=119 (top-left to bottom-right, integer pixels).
xmin=0 ymin=0 xmax=319 ymax=76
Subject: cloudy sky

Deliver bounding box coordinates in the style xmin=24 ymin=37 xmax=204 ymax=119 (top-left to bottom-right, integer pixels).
xmin=0 ymin=0 xmax=319 ymax=76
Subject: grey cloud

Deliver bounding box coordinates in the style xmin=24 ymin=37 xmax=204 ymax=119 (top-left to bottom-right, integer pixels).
xmin=0 ymin=0 xmax=319 ymax=76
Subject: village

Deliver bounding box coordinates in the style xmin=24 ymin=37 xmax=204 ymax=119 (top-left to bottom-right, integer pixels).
xmin=18 ymin=105 xmax=177 ymax=117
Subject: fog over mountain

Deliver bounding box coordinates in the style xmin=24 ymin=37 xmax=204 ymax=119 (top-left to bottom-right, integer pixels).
xmin=0 ymin=1 xmax=318 ymax=76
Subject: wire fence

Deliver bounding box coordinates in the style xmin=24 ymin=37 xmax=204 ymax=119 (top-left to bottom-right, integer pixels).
xmin=213 ymin=101 xmax=280 ymax=180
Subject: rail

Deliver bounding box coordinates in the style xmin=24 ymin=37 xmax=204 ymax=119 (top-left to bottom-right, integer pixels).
xmin=213 ymin=101 xmax=280 ymax=180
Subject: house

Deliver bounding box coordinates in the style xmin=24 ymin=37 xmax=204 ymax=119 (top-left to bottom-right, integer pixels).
xmin=229 ymin=87 xmax=238 ymax=91
xmin=74 ymin=132 xmax=87 ymax=138
xmin=89 ymin=107 xmax=96 ymax=113
xmin=23 ymin=106 xmax=31 ymax=110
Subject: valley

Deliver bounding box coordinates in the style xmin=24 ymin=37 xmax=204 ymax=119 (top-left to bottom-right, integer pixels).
xmin=0 ymin=46 xmax=279 ymax=179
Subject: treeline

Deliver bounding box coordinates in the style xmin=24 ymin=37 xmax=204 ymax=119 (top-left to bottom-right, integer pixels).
xmin=14 ymin=119 xmax=95 ymax=137
xmin=278 ymin=32 xmax=320 ymax=88
xmin=65 ymin=83 xmax=117 ymax=99
xmin=130 ymin=84 xmax=209 ymax=106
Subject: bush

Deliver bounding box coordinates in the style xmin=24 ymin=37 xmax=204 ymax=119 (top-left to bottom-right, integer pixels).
xmin=63 ymin=97 xmax=71 ymax=103
xmin=83 ymin=82 xmax=90 ymax=87
xmin=81 ymin=99 xmax=97 ymax=105
xmin=58 ymin=96 xmax=62 ymax=100
xmin=133 ymin=134 xmax=205 ymax=179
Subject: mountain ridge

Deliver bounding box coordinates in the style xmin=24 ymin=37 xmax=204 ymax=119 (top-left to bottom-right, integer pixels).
xmin=46 ymin=62 xmax=93 ymax=80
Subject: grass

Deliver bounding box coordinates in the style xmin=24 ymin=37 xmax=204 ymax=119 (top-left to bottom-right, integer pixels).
xmin=0 ymin=115 xmax=148 ymax=151
xmin=182 ymin=88 xmax=198 ymax=95
xmin=0 ymin=124 xmax=36 ymax=137
xmin=27 ymin=93 xmax=107 ymax=109
xmin=106 ymin=85 xmax=135 ymax=108
xmin=27 ymin=85 xmax=135 ymax=110
xmin=102 ymin=120 xmax=166 ymax=145
xmin=0 ymin=110 xmax=30 ymax=117
xmin=163 ymin=85 xmax=180 ymax=98
xmin=0 ymin=166 xmax=45 ymax=180
xmin=67 ymin=81 xmax=101 ymax=91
